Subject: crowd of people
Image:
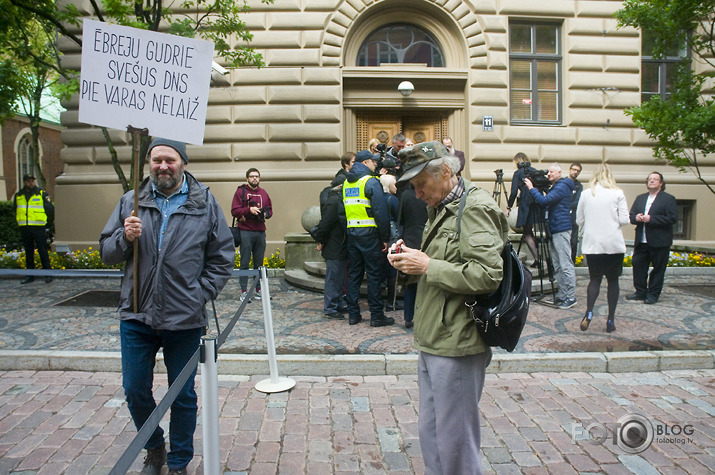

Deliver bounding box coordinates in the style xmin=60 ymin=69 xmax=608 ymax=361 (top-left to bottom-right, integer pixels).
xmin=505 ymin=153 xmax=677 ymax=334
xmin=5 ymin=132 xmax=670 ymax=474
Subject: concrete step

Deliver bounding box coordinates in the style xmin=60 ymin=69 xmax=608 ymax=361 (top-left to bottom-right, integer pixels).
xmin=304 ymin=261 xmax=326 ymax=277
xmin=285 ymin=268 xmax=325 ymax=292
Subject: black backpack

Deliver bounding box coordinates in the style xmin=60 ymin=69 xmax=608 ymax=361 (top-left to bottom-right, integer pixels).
xmin=457 ymin=188 xmax=532 ymax=352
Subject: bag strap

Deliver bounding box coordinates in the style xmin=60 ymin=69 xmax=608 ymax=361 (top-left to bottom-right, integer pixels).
xmin=456 ymin=186 xmax=475 ymax=263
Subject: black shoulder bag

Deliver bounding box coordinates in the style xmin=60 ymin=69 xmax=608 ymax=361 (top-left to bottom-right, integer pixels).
xmin=456 ymin=187 xmax=532 ymax=352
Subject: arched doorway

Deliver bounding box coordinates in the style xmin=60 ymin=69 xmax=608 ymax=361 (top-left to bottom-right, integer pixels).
xmin=341 ymin=3 xmax=470 ymax=165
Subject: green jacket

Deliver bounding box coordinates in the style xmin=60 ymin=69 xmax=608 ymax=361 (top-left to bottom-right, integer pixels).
xmin=413 ymin=181 xmax=509 ymax=357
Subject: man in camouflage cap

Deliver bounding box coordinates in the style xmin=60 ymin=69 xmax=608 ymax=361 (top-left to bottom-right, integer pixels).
xmin=389 ymin=140 xmax=509 ymax=474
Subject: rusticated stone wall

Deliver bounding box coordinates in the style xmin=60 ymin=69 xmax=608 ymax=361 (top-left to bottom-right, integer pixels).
xmin=54 ymin=0 xmax=715 ymax=251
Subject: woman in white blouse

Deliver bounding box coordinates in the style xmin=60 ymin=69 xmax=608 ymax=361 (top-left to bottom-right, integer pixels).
xmin=576 ymin=163 xmax=630 ymax=333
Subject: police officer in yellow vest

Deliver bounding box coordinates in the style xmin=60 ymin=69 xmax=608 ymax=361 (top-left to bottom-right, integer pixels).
xmin=13 ymin=174 xmax=54 ymax=283
xmin=342 ymin=150 xmax=394 ymax=327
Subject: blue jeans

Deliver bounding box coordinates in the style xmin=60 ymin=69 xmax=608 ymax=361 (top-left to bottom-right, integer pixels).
xmin=324 ymin=258 xmax=347 ymax=314
xmin=346 ymin=234 xmax=385 ymax=320
xmin=239 ymin=230 xmax=266 ymax=292
xmin=120 ymin=319 xmax=203 ymax=470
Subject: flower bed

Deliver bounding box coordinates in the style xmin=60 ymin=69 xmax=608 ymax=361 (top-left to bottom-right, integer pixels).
xmin=574 ymin=252 xmax=715 ymax=268
xmin=0 ymin=247 xmax=285 ymax=270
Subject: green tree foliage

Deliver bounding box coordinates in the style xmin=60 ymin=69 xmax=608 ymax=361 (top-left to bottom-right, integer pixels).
xmin=616 ymin=0 xmax=715 ymax=194
xmin=0 ymin=1 xmax=78 ymax=189
xmin=5 ymin=0 xmax=272 ymax=192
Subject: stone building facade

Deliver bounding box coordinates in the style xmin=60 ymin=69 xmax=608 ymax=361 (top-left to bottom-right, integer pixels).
xmin=55 ymin=0 xmax=715 ymax=251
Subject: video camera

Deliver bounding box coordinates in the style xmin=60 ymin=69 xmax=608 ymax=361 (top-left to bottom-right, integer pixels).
xmin=375 ymin=143 xmax=398 ymax=176
xmin=521 ymin=161 xmax=551 ymax=192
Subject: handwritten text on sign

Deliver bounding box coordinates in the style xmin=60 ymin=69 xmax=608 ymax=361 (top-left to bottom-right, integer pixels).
xmin=79 ymin=19 xmax=214 ymax=145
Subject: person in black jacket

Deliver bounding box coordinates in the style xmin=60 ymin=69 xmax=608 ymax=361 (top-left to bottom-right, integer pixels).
xmin=315 ymin=175 xmax=349 ymax=319
xmin=626 ymin=172 xmax=677 ymax=305
xmin=396 ymin=184 xmax=428 ymax=328
xmin=506 ymin=153 xmax=539 ymax=265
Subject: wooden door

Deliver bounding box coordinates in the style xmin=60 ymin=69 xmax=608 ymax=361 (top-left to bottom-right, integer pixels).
xmin=367 ymin=122 xmax=401 ymax=148
xmin=402 ymin=122 xmax=437 ymax=144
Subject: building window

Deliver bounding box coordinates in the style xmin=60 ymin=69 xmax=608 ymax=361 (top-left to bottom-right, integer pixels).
xmin=641 ymin=31 xmax=688 ymax=103
xmin=674 ymin=200 xmax=694 ymax=240
xmin=356 ymin=24 xmax=444 ymax=67
xmin=509 ymin=22 xmax=562 ymax=124
xmin=17 ymin=135 xmax=35 ymax=188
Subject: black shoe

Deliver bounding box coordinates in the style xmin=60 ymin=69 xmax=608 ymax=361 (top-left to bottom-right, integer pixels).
xmin=45 ymin=276 xmax=53 ymax=283
xmin=644 ymin=297 xmax=657 ymax=305
xmin=141 ymin=445 xmax=166 ymax=475
xmin=404 ymin=320 xmax=413 ymax=329
xmin=384 ymin=301 xmax=404 ymax=311
xmin=580 ymin=311 xmax=592 ymax=331
xmin=349 ymin=315 xmax=362 ymax=325
xmin=370 ymin=316 xmax=395 ymax=327
xmin=337 ymin=306 xmax=349 ymax=314
xmin=20 ymin=276 xmax=35 ymax=284
xmin=323 ymin=312 xmax=345 ymax=320
xmin=606 ymin=319 xmax=616 ymax=333
xmin=625 ymin=293 xmax=645 ymax=301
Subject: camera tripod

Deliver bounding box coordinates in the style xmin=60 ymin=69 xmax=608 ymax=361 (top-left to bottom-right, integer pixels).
xmin=492 ymin=169 xmax=509 ymax=206
xmin=518 ymin=201 xmax=557 ymax=302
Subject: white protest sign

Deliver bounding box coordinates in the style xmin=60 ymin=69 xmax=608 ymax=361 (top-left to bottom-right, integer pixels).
xmin=79 ymin=19 xmax=214 ymax=145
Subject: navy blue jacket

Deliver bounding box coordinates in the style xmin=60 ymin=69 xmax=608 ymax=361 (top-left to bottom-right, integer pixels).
xmin=341 ymin=162 xmax=390 ymax=243
xmin=529 ymin=177 xmax=575 ymax=234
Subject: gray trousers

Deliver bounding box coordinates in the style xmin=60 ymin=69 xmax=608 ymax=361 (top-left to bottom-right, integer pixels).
xmin=418 ymin=349 xmax=491 ymax=475
xmin=550 ymin=230 xmax=575 ymax=301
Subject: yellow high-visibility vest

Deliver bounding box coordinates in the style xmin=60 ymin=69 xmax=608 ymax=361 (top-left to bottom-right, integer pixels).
xmin=343 ymin=175 xmax=376 ymax=228
xmin=16 ymin=192 xmax=48 ymax=226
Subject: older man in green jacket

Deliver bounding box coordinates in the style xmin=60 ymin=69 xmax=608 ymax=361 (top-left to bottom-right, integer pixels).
xmin=388 ymin=141 xmax=508 ymax=474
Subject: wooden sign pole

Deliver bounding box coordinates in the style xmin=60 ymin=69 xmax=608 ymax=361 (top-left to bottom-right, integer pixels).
xmin=128 ymin=126 xmax=149 ymax=313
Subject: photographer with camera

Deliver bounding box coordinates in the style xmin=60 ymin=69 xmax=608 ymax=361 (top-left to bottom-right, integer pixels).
xmin=378 ymin=133 xmax=406 ymax=176
xmin=525 ymin=163 xmax=577 ymax=309
xmin=231 ymin=168 xmax=273 ymax=302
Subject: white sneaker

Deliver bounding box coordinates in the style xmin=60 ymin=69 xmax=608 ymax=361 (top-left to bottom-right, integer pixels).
xmin=254 ymin=291 xmax=262 ymax=301
xmin=240 ymin=291 xmax=251 ymax=303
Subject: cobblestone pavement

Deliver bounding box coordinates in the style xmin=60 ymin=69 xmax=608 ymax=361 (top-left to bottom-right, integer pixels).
xmin=0 ymin=272 xmax=714 ymax=355
xmin=0 ymin=369 xmax=713 ymax=474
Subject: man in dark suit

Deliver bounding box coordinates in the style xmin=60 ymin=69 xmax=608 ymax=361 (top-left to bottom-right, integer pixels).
xmin=442 ymin=137 xmax=466 ymax=175
xmin=626 ymin=172 xmax=677 ymax=305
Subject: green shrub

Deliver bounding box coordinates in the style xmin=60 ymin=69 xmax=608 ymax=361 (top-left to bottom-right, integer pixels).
xmin=0 ymin=201 xmax=22 ymax=250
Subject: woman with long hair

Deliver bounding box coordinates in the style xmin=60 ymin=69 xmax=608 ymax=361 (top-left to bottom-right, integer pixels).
xmin=576 ymin=163 xmax=629 ymax=333
xmin=506 ymin=152 xmax=539 ymax=265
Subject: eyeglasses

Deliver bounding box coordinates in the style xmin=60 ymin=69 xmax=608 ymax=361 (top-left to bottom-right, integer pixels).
xmin=248 ymin=175 xmax=260 ymax=178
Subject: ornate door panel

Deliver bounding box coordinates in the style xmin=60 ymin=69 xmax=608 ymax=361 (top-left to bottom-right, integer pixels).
xmin=357 ymin=111 xmax=448 ymax=150
xmin=367 ymin=122 xmax=401 ymax=148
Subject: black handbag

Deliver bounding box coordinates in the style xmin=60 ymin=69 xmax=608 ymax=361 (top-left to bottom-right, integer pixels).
xmin=457 ymin=188 xmax=532 ymax=352
xmin=230 ymin=217 xmax=241 ymax=248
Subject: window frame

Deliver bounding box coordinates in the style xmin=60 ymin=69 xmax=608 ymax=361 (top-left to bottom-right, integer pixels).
xmin=356 ymin=23 xmax=445 ymax=67
xmin=17 ymin=134 xmax=35 ymax=189
xmin=641 ymin=32 xmax=689 ymax=103
xmin=508 ymin=21 xmax=563 ymax=125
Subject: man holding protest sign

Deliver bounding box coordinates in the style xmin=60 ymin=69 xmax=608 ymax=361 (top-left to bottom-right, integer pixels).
xmin=100 ymin=138 xmax=234 ymax=474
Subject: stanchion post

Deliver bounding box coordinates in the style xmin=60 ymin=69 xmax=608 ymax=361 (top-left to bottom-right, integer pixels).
xmin=255 ymin=267 xmax=296 ymax=393
xmin=200 ymin=337 xmax=220 ymax=475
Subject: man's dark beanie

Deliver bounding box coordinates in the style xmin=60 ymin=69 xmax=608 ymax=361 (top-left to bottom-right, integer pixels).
xmin=148 ymin=138 xmax=189 ymax=164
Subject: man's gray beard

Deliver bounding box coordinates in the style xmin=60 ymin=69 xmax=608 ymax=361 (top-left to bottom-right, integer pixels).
xmin=152 ymin=170 xmax=183 ymax=193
